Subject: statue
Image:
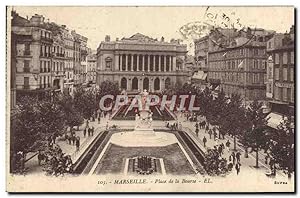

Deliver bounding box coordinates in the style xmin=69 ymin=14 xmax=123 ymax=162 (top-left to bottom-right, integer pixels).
xmin=140 ymin=89 xmax=149 ymax=111
xmin=133 ymin=90 xmax=154 ymax=133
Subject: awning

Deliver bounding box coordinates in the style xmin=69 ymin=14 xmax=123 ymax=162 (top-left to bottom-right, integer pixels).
xmin=266 ymin=112 xmax=284 ymax=129
xmin=192 ymin=71 xmax=207 ymax=81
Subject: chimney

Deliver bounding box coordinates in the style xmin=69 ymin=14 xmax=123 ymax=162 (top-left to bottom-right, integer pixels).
xmin=116 ymin=37 xmax=119 ymax=41
xmin=105 ymin=35 xmax=110 ymax=42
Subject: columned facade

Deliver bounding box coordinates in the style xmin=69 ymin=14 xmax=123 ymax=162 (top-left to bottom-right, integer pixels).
xmin=96 ymin=33 xmax=189 ymax=93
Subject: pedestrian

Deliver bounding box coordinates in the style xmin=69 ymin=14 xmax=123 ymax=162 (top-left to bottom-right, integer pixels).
xmin=236 ymin=151 xmax=241 ymax=163
xmin=213 ymin=130 xmax=217 ymax=141
xmin=235 ymin=162 xmax=241 ymax=175
xmin=37 ymin=150 xmax=44 ymax=166
xmin=195 ymin=127 xmax=199 ymax=137
xmin=72 ymin=135 xmax=76 ymax=145
xmin=218 ymin=144 xmax=223 ymax=155
xmin=106 ymin=122 xmax=109 ymax=130
xmin=83 ymin=128 xmax=87 ymax=137
xmin=195 ymin=122 xmax=199 ymax=129
xmin=220 ymin=143 xmax=225 ymax=154
xmin=47 ymin=136 xmax=52 ymax=147
xmin=203 ymin=136 xmax=207 ymax=147
xmin=205 ymin=124 xmax=209 ymax=133
xmin=91 ymin=126 xmax=94 ymax=136
xmin=52 ymin=134 xmax=56 ymax=144
xmin=68 ymin=135 xmax=72 ymax=145
xmin=228 ymin=161 xmax=233 ymax=171
xmin=265 ymin=153 xmax=270 ymax=165
xmin=208 ymin=129 xmax=212 ymax=139
xmin=231 ymin=152 xmax=236 ymax=164
xmin=65 ymin=133 xmax=69 ymax=143
xmin=226 ymin=140 xmax=231 ymax=152
xmin=75 ymin=136 xmax=80 ymax=151
xmin=86 ymin=119 xmax=89 ymax=129
xmin=88 ymin=127 xmax=91 ymax=136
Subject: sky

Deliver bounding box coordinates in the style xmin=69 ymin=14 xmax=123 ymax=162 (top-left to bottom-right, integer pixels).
xmin=12 ymin=6 xmax=294 ymax=54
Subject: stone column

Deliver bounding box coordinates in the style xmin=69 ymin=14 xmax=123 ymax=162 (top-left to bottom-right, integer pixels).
xmin=150 ymin=78 xmax=154 ymax=92
xmin=120 ymin=54 xmax=123 ymax=71
xmin=172 ymin=56 xmax=176 ymax=71
xmin=142 ymin=55 xmax=145 ymax=71
xmin=164 ymin=55 xmax=167 ymax=72
xmin=114 ymin=54 xmax=119 ymax=71
xmin=147 ymin=55 xmax=150 ymax=72
xmin=125 ymin=54 xmax=128 ymax=71
xmin=158 ymin=55 xmax=161 ymax=71
xmin=138 ymin=78 xmax=142 ymax=92
xmin=127 ymin=78 xmax=131 ymax=91
xmin=137 ymin=54 xmax=139 ymax=71
xmin=131 ymin=54 xmax=134 ymax=71
xmin=153 ymin=55 xmax=156 ymax=71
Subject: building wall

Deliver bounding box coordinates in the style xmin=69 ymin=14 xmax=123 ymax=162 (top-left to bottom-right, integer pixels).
xmin=208 ymin=46 xmax=267 ymax=100
xmin=96 ymin=34 xmax=189 ymax=93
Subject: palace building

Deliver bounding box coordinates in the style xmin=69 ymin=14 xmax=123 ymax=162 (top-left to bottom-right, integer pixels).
xmin=96 ymin=33 xmax=189 ymax=93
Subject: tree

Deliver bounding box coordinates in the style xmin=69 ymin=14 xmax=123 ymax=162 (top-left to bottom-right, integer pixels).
xmin=204 ymin=148 xmax=230 ymax=176
xmin=74 ymin=86 xmax=97 ymax=119
xmin=55 ymin=92 xmax=84 ymax=130
xmin=96 ymin=80 xmax=120 ymax=111
xmin=11 ymin=96 xmax=65 ymax=172
xmin=206 ymin=90 xmax=228 ymax=135
xmin=269 ymin=116 xmax=294 ymax=178
xmin=197 ymin=86 xmax=213 ymax=119
xmin=220 ymin=93 xmax=248 ymax=150
xmin=241 ymin=100 xmax=269 ymax=168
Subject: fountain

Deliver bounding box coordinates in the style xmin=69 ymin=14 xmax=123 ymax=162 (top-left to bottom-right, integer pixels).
xmin=134 ymin=90 xmax=155 ymax=135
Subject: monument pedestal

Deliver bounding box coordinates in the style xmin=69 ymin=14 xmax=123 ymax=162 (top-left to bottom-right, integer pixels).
xmin=134 ymin=109 xmax=155 ymax=135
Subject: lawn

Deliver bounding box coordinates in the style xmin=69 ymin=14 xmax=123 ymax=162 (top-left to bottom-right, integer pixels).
xmin=94 ymin=143 xmax=195 ymax=175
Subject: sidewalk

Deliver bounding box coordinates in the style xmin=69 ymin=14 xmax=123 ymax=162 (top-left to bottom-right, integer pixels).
xmin=24 ymin=116 xmax=109 ymax=175
xmin=176 ymin=114 xmax=286 ymax=178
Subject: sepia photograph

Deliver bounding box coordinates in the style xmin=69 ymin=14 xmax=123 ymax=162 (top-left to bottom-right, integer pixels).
xmin=6 ymin=5 xmax=295 ymax=193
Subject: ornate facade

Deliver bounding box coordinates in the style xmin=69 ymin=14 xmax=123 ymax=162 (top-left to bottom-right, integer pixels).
xmin=96 ymin=33 xmax=189 ymax=93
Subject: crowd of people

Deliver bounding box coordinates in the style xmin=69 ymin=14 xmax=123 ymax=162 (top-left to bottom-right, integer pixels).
xmin=38 ymin=144 xmax=73 ymax=176
xmin=185 ymin=113 xmax=244 ymax=176
xmin=165 ymin=121 xmax=182 ymax=131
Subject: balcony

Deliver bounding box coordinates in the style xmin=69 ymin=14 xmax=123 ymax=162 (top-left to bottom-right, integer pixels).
xmin=41 ymin=36 xmax=53 ymax=43
xmin=23 ymin=85 xmax=30 ymax=89
xmin=23 ymin=67 xmax=30 ymax=73
xmin=17 ymin=50 xmax=32 ymax=57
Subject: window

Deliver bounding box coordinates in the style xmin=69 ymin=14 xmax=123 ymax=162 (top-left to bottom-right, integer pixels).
xmin=105 ymin=57 xmax=112 ymax=69
xmin=24 ymin=60 xmax=30 ymax=72
xmin=24 ymin=77 xmax=29 ymax=89
xmin=283 ymin=52 xmax=288 ymax=64
xmin=274 ymin=86 xmax=279 ymax=100
xmin=283 ymin=68 xmax=288 ymax=81
xmin=287 ymin=88 xmax=291 ymax=102
xmin=268 ymin=66 xmax=273 ymax=79
xmin=268 ymin=41 xmax=272 ymax=49
xmin=275 ymin=68 xmax=280 ymax=80
xmin=290 ymin=68 xmax=294 ymax=82
xmin=275 ymin=53 xmax=279 ymax=64
xmin=283 ymin=88 xmax=287 ymax=101
xmin=291 ymin=51 xmax=294 ymax=64
xmin=24 ymin=43 xmax=30 ymax=55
